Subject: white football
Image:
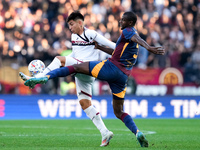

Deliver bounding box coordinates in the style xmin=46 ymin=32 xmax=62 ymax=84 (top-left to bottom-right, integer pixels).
xmin=28 ymin=60 xmax=45 ymax=77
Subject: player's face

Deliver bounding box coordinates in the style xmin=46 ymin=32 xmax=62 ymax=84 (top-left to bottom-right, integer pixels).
xmin=68 ymin=20 xmax=82 ymax=34
xmin=119 ymin=15 xmax=130 ymax=30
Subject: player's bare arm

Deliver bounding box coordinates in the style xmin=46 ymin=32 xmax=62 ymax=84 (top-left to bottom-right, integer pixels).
xmin=95 ymin=42 xmax=114 ymax=55
xmin=131 ymin=34 xmax=165 ymax=55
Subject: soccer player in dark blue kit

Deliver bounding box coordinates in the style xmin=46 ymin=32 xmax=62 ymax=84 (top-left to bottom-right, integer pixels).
xmin=24 ymin=11 xmax=165 ymax=147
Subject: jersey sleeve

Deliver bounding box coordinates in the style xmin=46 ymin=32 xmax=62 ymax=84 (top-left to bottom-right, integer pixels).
xmin=93 ymin=31 xmax=116 ymax=49
xmin=86 ymin=29 xmax=98 ymax=40
xmin=123 ymin=28 xmax=136 ymax=40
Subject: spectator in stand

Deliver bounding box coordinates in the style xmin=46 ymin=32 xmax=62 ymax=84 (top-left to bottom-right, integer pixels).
xmin=1 ymin=0 xmax=200 ymax=94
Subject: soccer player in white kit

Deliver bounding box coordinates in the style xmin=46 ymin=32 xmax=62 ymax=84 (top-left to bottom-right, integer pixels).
xmin=19 ymin=11 xmax=115 ymax=146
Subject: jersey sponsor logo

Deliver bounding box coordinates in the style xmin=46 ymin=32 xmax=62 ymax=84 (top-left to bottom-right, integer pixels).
xmin=72 ymin=40 xmax=95 ymax=46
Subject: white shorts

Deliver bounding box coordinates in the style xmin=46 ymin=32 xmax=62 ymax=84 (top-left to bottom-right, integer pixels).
xmin=65 ymin=56 xmax=95 ymax=101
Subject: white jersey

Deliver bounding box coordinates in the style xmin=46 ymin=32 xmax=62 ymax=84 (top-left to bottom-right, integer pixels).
xmin=69 ymin=27 xmax=115 ymax=61
xmin=64 ymin=27 xmax=115 ymax=100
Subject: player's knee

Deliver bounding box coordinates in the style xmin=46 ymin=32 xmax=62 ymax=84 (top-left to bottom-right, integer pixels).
xmin=79 ymin=99 xmax=91 ymax=110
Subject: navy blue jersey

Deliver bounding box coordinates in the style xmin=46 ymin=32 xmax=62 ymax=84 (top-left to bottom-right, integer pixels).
xmin=109 ymin=27 xmax=139 ymax=76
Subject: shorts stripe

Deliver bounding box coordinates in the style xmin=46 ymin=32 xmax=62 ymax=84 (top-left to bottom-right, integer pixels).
xmin=113 ymin=87 xmax=127 ymax=99
xmin=81 ymin=90 xmax=92 ymax=98
xmin=91 ymin=60 xmax=107 ymax=78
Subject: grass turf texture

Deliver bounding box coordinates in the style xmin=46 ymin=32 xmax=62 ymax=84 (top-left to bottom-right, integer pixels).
xmin=0 ymin=119 xmax=199 ymax=150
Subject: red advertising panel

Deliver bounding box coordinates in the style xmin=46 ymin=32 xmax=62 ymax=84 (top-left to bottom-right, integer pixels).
xmin=131 ymin=67 xmax=162 ymax=85
xmin=131 ymin=67 xmax=184 ymax=85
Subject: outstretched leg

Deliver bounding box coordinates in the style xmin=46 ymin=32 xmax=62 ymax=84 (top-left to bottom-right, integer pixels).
xmin=47 ymin=62 xmax=90 ymax=79
xmin=19 ymin=56 xmax=65 ymax=81
xmin=24 ymin=62 xmax=91 ymax=87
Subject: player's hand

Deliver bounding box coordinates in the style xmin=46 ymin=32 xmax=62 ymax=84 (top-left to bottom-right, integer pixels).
xmin=149 ymin=46 xmax=165 ymax=55
xmin=94 ymin=41 xmax=99 ymax=49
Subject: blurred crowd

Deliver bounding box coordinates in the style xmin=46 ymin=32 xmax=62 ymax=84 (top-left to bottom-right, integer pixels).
xmin=0 ymin=0 xmax=200 ymax=94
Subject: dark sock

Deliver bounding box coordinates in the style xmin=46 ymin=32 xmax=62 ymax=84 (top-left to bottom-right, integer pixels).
xmin=47 ymin=66 xmax=75 ymax=79
xmin=121 ymin=113 xmax=138 ymax=135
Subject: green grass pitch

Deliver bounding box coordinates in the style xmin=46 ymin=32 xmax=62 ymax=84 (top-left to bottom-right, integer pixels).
xmin=0 ymin=119 xmax=199 ymax=150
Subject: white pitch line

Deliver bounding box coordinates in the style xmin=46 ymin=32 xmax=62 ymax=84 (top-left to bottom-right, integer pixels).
xmin=0 ymin=133 xmax=155 ymax=137
xmin=0 ymin=125 xmax=156 ymax=136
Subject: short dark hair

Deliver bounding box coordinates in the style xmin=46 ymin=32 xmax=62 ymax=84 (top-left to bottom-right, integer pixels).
xmin=67 ymin=11 xmax=84 ymax=22
xmin=123 ymin=11 xmax=137 ymax=26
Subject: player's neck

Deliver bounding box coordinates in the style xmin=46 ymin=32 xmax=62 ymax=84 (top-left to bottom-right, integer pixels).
xmin=77 ymin=28 xmax=84 ymax=35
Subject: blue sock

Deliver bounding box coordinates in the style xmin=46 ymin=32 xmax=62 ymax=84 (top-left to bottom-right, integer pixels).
xmin=47 ymin=66 xmax=75 ymax=79
xmin=121 ymin=113 xmax=138 ymax=135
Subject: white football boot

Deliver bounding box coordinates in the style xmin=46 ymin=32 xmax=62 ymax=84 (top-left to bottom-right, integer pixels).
xmin=19 ymin=72 xmax=33 ymax=81
xmin=19 ymin=72 xmax=45 ymax=81
xmin=100 ymin=130 xmax=114 ymax=147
